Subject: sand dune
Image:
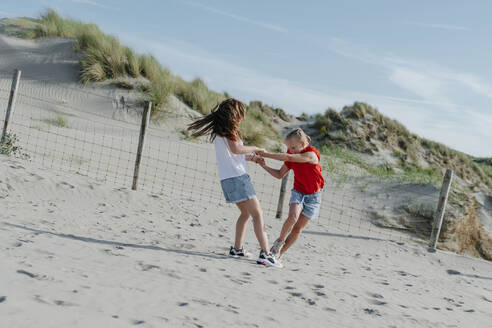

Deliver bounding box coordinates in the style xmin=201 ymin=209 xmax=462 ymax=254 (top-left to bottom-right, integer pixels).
xmin=1 ymin=155 xmax=492 ymax=327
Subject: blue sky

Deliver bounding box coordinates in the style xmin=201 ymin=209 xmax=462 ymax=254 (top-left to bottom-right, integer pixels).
xmin=1 ymin=0 xmax=491 ymax=156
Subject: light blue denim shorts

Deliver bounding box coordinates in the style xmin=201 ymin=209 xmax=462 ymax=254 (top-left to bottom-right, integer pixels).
xmin=290 ymin=189 xmax=323 ymax=220
xmin=220 ymin=174 xmax=256 ymax=203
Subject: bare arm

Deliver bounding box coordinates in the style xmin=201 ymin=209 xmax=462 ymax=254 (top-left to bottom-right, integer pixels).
xmin=258 ymin=160 xmax=290 ymax=179
xmin=227 ymin=138 xmax=264 ymax=155
xmin=257 ymin=150 xmax=318 ymax=164
xmin=245 ymin=153 xmax=259 ymax=162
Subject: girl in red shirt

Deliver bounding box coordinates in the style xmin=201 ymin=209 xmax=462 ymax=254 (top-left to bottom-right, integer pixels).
xmin=257 ymin=128 xmax=324 ymax=259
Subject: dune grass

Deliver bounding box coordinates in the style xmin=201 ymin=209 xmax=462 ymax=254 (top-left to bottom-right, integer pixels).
xmin=174 ymin=77 xmax=225 ymax=115
xmin=313 ymin=102 xmax=491 ymax=189
xmin=2 ymin=10 xmax=287 ymax=148
xmin=320 ymin=143 xmax=442 ymax=186
xmin=42 ymin=115 xmax=70 ymax=128
xmin=3 ymin=9 xmax=172 ymax=110
xmin=240 ymin=102 xmax=282 ymax=149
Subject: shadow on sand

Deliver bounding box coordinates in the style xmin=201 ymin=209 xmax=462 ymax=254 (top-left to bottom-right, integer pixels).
xmin=4 ymin=222 xmax=227 ymax=260
xmin=303 ymin=230 xmax=389 ymax=242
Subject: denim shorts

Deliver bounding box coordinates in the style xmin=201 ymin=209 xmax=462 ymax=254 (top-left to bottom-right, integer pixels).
xmin=290 ymin=189 xmax=322 ymax=220
xmin=220 ymin=174 xmax=256 ymax=204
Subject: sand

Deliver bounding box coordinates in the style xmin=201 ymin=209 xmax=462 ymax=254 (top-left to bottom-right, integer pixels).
xmin=1 ymin=30 xmax=492 ymax=328
xmin=1 ymin=155 xmax=492 ymax=327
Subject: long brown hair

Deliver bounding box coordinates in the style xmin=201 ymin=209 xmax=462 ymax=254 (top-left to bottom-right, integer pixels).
xmin=187 ymin=98 xmax=246 ymax=141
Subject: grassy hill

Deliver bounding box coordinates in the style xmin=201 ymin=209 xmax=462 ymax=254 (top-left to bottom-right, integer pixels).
xmin=310 ymin=102 xmax=492 ymax=260
xmin=0 ymin=9 xmax=294 ymax=150
xmin=311 ymin=102 xmax=491 ymax=190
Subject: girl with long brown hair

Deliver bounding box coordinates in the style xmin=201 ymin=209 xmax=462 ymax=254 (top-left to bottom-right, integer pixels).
xmin=188 ymin=98 xmax=281 ymax=267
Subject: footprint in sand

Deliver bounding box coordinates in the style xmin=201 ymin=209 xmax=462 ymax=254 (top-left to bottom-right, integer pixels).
xmin=367 ymin=293 xmax=387 ymax=306
xmin=306 ymin=299 xmax=316 ymax=305
xmin=54 ymin=300 xmax=78 ymax=307
xmin=136 ymin=262 xmax=160 ymax=272
xmin=17 ymin=270 xmax=45 ymax=280
xmin=363 ymin=308 xmax=381 ymax=316
xmin=481 ymin=296 xmax=492 ymax=303
xmin=34 ymin=295 xmax=50 ymax=304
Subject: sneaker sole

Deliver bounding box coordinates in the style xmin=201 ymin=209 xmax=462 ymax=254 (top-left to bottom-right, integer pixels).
xmin=229 ymin=254 xmax=251 ymax=259
xmin=257 ymin=258 xmax=283 ymax=268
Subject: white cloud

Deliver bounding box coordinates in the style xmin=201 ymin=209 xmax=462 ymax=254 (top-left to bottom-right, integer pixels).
xmin=321 ymin=37 xmax=492 ymax=105
xmin=121 ymin=34 xmax=492 ymax=156
xmin=405 ymin=21 xmax=470 ymax=31
xmin=122 ymin=36 xmax=348 ymax=113
xmin=388 ymin=67 xmax=446 ymax=101
xmin=182 ymin=1 xmax=287 ymax=33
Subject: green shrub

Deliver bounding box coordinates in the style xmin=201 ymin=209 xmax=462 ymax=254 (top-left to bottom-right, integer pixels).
xmin=0 ymin=132 xmax=29 ymax=158
xmin=43 ymin=115 xmax=70 ymax=128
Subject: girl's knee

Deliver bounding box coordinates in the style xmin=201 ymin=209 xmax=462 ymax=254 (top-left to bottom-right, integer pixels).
xmin=292 ymin=224 xmax=305 ymax=234
xmin=251 ymin=209 xmax=263 ymax=220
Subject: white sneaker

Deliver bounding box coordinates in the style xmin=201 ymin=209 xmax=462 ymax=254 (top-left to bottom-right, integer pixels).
xmin=270 ymin=239 xmax=285 ymax=258
xmin=257 ymin=251 xmax=283 ymax=268
xmin=229 ymin=246 xmax=250 ymax=258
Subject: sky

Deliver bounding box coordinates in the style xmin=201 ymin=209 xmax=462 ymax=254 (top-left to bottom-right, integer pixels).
xmin=1 ymin=0 xmax=491 ymax=156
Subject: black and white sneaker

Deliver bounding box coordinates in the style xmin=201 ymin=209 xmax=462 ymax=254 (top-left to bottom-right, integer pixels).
xmin=229 ymin=246 xmax=250 ymax=258
xmin=256 ymin=251 xmax=283 ymax=268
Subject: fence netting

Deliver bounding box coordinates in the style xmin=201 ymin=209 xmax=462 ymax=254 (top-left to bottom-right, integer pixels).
xmin=0 ymin=71 xmax=440 ymax=244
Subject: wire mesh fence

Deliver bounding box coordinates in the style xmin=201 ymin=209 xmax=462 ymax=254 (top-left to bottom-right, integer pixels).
xmin=0 ymin=69 xmax=444 ymax=245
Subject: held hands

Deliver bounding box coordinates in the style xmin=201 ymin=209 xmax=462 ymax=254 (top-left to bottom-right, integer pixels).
xmin=250 ymin=153 xmax=266 ymax=166
xmin=254 ymin=148 xmax=267 ymax=157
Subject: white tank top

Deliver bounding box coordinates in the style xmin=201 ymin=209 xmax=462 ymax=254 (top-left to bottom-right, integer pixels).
xmin=214 ymin=136 xmax=247 ymax=180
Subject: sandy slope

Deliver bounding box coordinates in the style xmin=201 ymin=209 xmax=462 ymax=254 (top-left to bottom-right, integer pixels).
xmin=1 ymin=155 xmax=492 ymax=328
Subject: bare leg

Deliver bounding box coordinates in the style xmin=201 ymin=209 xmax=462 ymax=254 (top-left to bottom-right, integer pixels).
xmin=280 ymin=214 xmax=310 ymax=257
xmin=233 ymin=203 xmax=250 ymax=249
xmin=236 ymin=197 xmax=269 ymax=253
xmin=277 ymin=203 xmax=302 ymax=242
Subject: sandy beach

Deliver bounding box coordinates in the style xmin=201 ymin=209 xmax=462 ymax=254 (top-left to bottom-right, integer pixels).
xmin=1 ymin=155 xmax=492 ymax=327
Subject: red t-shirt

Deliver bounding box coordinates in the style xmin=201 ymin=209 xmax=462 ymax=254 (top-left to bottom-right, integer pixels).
xmin=284 ymin=146 xmax=324 ymax=194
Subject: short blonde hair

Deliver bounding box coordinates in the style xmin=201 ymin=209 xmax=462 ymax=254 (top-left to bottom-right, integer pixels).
xmin=285 ymin=128 xmax=311 ymax=144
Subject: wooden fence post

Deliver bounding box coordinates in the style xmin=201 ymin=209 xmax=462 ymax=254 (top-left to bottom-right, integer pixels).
xmin=132 ymin=101 xmax=151 ymax=191
xmin=428 ymin=169 xmax=453 ymax=251
xmin=1 ymin=69 xmax=21 ymax=143
xmin=276 ymin=172 xmax=290 ymax=219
